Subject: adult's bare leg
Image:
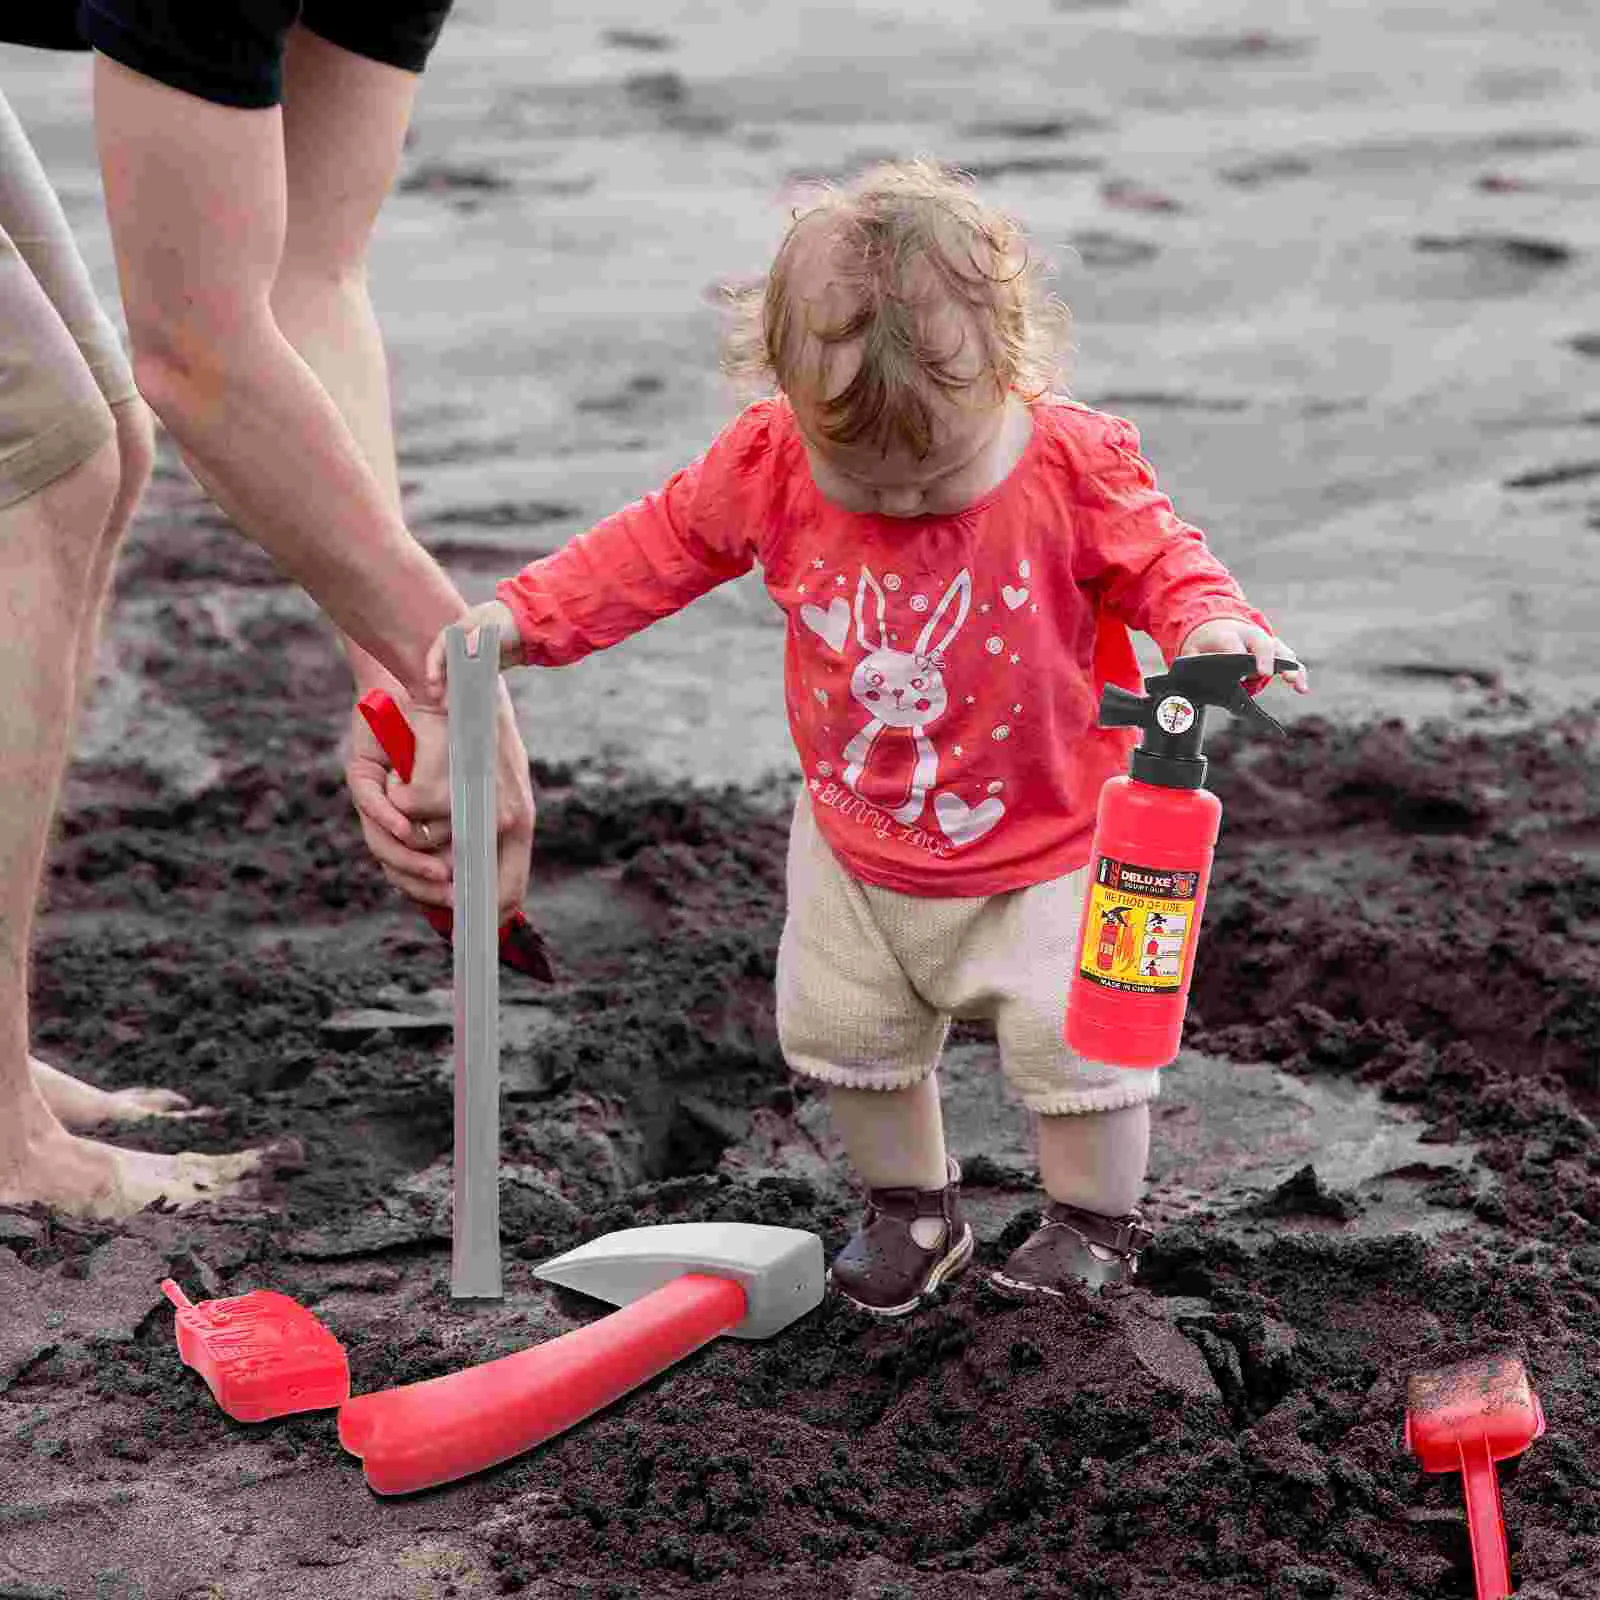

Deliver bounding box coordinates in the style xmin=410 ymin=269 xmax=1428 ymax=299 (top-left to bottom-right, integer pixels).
xmin=270 ymin=26 xmax=533 ymax=911
xmin=26 ymin=399 xmax=210 ymax=1128
xmin=0 ymin=445 xmax=265 ymax=1214
xmin=0 ymin=87 xmax=253 ymax=1159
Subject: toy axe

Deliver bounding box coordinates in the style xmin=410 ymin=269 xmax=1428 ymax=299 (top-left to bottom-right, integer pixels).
xmin=338 ymin=1222 xmax=823 ymax=1494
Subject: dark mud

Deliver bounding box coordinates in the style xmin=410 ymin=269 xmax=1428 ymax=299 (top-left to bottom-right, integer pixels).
xmin=6 ymin=472 xmax=1600 ymax=1598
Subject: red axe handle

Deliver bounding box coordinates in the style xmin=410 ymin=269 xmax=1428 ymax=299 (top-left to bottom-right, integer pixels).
xmin=356 ymin=688 xmax=552 ymax=980
xmin=338 ymin=1272 xmax=746 ymax=1493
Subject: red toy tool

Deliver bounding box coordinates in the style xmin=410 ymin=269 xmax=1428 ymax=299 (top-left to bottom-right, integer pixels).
xmin=357 ymin=688 xmax=553 ymax=981
xmin=1065 ymin=653 xmax=1297 ymax=1069
xmin=338 ymin=1222 xmax=822 ymax=1494
xmin=1404 ymin=1347 xmax=1546 ymax=1599
xmin=161 ymin=1279 xmax=350 ymax=1423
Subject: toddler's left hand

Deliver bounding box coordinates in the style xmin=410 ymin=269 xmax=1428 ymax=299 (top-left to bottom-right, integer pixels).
xmin=1177 ymin=618 xmax=1310 ymax=694
xmin=421 ymin=599 xmax=524 ymax=708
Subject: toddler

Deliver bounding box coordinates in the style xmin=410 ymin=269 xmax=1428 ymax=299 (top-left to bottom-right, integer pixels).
xmin=424 ymin=160 xmax=1307 ymax=1316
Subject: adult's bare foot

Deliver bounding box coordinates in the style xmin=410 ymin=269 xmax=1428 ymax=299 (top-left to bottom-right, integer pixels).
xmin=30 ymin=1055 xmax=219 ymax=1128
xmin=0 ymin=1108 xmax=288 ymax=1221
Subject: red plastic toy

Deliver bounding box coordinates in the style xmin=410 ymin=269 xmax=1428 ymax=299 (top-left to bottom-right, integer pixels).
xmin=339 ymin=1273 xmax=746 ymax=1494
xmin=1405 ymin=1349 xmax=1546 ymax=1600
xmin=1066 ymin=654 xmax=1296 ymax=1069
xmin=161 ymin=1280 xmax=350 ymax=1423
xmin=356 ymin=688 xmax=553 ymax=981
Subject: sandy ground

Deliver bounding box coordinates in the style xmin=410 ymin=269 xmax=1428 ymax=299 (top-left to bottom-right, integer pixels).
xmin=2 ymin=1 xmax=1600 ymax=1596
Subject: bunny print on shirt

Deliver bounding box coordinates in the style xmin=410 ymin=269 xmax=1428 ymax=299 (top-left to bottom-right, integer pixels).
xmin=836 ymin=566 xmax=1003 ymax=847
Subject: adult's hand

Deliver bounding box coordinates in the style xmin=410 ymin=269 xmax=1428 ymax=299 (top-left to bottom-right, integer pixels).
xmin=349 ymin=683 xmax=535 ymax=925
xmin=346 ymin=693 xmax=451 ymax=910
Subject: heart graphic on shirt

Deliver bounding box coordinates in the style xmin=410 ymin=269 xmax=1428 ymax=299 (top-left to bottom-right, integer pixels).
xmin=934 ymin=790 xmax=1006 ymax=848
xmin=800 ymin=597 xmax=850 ymax=653
xmin=1001 ymin=585 xmax=1030 ymax=611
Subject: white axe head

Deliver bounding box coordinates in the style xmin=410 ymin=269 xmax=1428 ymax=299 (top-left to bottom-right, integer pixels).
xmin=534 ymin=1222 xmax=824 ymax=1340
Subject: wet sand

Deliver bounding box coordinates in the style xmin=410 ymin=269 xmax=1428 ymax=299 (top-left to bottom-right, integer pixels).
xmin=3 ymin=1 xmax=1600 ymax=1595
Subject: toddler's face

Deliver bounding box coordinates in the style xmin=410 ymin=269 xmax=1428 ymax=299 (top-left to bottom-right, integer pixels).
xmin=796 ymin=391 xmax=1014 ymax=520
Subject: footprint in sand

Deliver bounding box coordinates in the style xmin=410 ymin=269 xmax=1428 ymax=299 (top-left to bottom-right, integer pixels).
xmin=1503 ymin=461 xmax=1600 ymax=491
xmin=1068 ymin=230 xmax=1160 ymax=269
xmin=427 ymin=499 xmax=578 ymax=529
xmin=1415 ymin=232 xmax=1574 ymax=269
xmin=963 ymin=115 xmax=1109 ymax=140
xmin=1102 ymin=177 xmax=1183 ymax=213
xmin=398 ymin=162 xmax=512 ymax=197
xmin=1095 ymin=390 xmax=1249 ymax=414
xmin=1175 ymin=29 xmax=1312 ymax=60
xmin=962 ymin=155 xmax=1101 ymax=180
xmin=1219 ymin=153 xmax=1313 ymax=187
xmin=601 ymin=27 xmax=674 ymax=53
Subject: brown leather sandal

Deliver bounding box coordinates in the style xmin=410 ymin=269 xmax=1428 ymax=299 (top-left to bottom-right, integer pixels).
xmin=989 ymin=1200 xmax=1155 ymax=1298
xmin=828 ymin=1155 xmax=975 ymax=1317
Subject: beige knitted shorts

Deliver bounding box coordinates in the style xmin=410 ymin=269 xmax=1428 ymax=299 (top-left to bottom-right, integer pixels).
xmin=0 ymin=91 xmax=136 ymax=512
xmin=776 ymin=791 xmax=1161 ymax=1114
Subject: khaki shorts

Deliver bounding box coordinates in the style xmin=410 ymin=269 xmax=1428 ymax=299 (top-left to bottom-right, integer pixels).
xmin=776 ymin=791 xmax=1161 ymax=1115
xmin=0 ymin=90 xmax=136 ymax=511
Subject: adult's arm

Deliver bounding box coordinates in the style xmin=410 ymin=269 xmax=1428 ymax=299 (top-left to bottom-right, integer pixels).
xmin=92 ymin=54 xmax=456 ymax=697
xmin=91 ymin=52 xmax=533 ymax=923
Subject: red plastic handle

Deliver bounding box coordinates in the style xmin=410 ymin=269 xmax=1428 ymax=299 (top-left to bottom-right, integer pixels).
xmin=356 ymin=688 xmax=552 ymax=980
xmin=338 ymin=1272 xmax=747 ymax=1493
xmin=1459 ymin=1436 xmax=1512 ymax=1600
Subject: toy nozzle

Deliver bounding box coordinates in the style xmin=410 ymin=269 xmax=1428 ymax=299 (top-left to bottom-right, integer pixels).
xmin=160 ymin=1278 xmax=195 ymax=1312
xmin=1098 ymin=683 xmax=1151 ymax=731
xmin=1097 ymin=652 xmax=1300 ymax=790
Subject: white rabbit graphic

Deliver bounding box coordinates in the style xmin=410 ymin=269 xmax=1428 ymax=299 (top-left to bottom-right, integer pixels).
xmin=841 ymin=567 xmax=971 ymax=825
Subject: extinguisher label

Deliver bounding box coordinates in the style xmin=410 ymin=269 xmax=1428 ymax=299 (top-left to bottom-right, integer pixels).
xmin=1079 ymin=855 xmax=1200 ymax=993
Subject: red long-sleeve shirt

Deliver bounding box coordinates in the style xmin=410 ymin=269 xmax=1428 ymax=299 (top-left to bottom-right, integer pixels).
xmin=498 ymin=395 xmax=1270 ymax=896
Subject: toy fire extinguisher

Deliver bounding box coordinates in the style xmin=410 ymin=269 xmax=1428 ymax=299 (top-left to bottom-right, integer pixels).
xmin=1065 ymin=652 xmax=1298 ymax=1069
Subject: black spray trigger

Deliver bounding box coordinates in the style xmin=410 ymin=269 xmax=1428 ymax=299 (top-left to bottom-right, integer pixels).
xmin=1097 ymin=652 xmax=1300 ymax=790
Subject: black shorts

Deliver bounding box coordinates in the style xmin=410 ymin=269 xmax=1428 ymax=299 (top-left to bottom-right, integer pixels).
xmin=75 ymin=0 xmax=456 ymax=108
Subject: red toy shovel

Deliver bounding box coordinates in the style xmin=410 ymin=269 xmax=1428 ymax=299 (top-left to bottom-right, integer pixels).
xmin=1404 ymin=1348 xmax=1546 ymax=1599
xmin=357 ymin=688 xmax=553 ymax=980
xmin=338 ymin=1222 xmax=822 ymax=1494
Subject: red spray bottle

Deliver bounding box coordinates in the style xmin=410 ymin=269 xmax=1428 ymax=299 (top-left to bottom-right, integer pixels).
xmin=1065 ymin=652 xmax=1298 ymax=1069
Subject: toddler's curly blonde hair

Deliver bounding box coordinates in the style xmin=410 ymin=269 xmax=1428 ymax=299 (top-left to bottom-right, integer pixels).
xmin=723 ymin=159 xmax=1070 ymax=460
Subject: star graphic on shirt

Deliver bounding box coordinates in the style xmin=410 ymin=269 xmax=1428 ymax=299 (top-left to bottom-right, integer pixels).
xmin=1010 ymin=653 xmax=1021 ymax=665
xmin=953 ymin=744 xmax=964 ymax=757
xmin=965 ymin=694 xmax=976 ymax=704
xmin=798 ymin=583 xmax=807 ymax=593
xmin=1012 ymin=703 xmax=1023 ymax=713
xmin=809 ymin=778 xmax=821 ymax=791
xmin=1030 ymin=604 xmax=1039 ymax=614
xmin=812 ymin=557 xmax=824 ymax=568
xmin=835 ymin=574 xmax=846 ymax=586
xmin=979 ymin=602 xmax=991 ymax=614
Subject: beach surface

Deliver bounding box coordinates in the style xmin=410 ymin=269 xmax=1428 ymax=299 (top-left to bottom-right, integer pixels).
xmin=2 ymin=1 xmax=1599 ymax=1595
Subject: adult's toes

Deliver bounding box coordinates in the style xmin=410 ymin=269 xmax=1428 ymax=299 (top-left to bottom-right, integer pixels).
xmin=254 ymin=1137 xmax=307 ymax=1175
xmin=126 ymin=1087 xmax=206 ymax=1118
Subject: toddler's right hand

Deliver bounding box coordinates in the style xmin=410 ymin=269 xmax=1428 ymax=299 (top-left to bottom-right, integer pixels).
xmin=422 ymin=599 xmax=523 ymax=706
